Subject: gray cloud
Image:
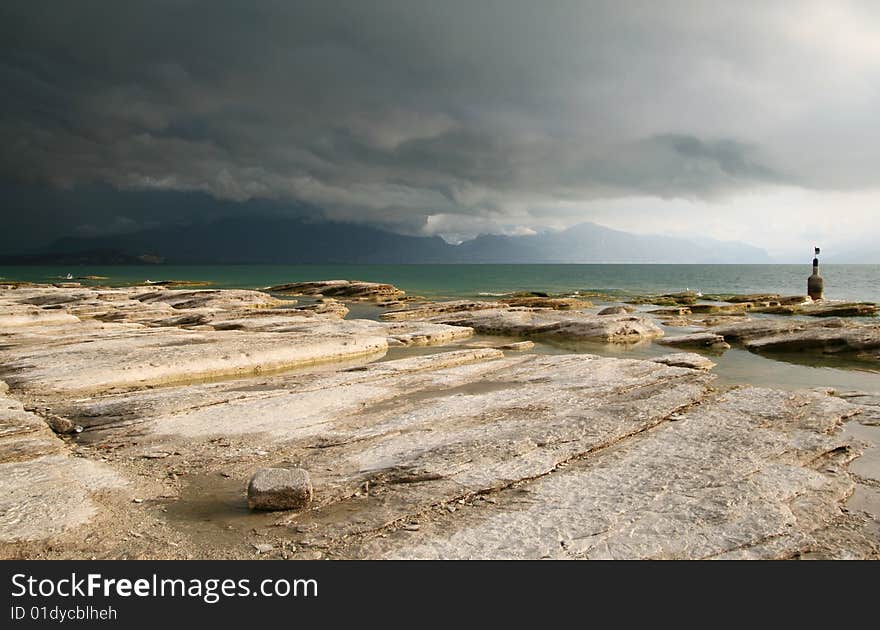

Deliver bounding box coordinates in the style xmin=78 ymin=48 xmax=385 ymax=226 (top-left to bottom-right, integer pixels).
xmin=1 ymin=0 xmax=879 ymax=242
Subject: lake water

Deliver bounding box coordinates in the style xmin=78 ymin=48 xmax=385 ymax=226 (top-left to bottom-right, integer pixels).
xmin=2 ymin=263 xmax=879 ymax=302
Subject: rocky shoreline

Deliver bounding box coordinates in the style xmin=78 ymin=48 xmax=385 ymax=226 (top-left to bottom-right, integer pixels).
xmin=0 ymin=280 xmax=878 ymax=559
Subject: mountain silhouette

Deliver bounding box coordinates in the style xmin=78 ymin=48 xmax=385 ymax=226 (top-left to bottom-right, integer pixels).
xmin=2 ymin=216 xmax=770 ymax=264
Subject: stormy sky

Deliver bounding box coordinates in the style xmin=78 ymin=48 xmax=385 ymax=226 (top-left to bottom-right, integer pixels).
xmin=1 ymin=1 xmax=879 ymax=259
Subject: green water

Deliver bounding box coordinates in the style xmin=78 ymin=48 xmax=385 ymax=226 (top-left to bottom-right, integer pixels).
xmin=2 ymin=263 xmax=879 ymax=302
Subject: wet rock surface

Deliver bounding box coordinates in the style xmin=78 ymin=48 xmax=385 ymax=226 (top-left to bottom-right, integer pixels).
xmin=754 ymin=302 xmax=878 ymax=317
xmin=0 ymin=385 xmax=124 ymax=543
xmin=650 ymin=353 xmax=717 ymax=371
xmin=707 ymin=318 xmax=880 ymax=362
xmin=657 ymin=333 xmax=730 ymax=350
xmin=630 ymin=290 xmax=875 ymax=320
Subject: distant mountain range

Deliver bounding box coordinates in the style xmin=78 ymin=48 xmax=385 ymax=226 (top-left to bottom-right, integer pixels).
xmin=453 ymin=222 xmax=770 ymax=263
xmin=0 ymin=217 xmax=772 ymax=264
xmin=825 ymin=247 xmax=880 ymax=264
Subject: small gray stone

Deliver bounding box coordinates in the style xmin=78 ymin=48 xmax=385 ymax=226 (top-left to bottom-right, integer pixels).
xmin=247 ymin=468 xmax=314 ymax=511
xmin=142 ymin=451 xmax=171 ymax=459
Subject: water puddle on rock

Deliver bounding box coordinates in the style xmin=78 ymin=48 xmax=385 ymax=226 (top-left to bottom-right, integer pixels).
xmin=164 ymin=473 xmax=280 ymax=551
xmin=843 ymin=422 xmax=880 ymax=484
xmin=842 ymin=421 xmax=880 ymax=525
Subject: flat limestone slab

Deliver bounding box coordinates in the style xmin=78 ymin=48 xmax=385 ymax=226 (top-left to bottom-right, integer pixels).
xmin=501 ymin=297 xmax=591 ymax=309
xmin=707 ymin=317 xmax=880 ymax=363
xmin=205 ymin=314 xmax=473 ymax=347
xmin=266 ymin=280 xmax=404 ymax=300
xmin=754 ymin=302 xmax=878 ymax=317
xmin=48 ymin=351 xmax=715 ymax=541
xmin=425 ymin=308 xmax=664 ymax=342
xmin=381 ymin=300 xmax=504 ymax=321
xmin=48 ymin=349 xmax=508 ymax=440
xmin=744 ymin=325 xmax=880 ymax=355
xmin=0 ymin=289 xmax=471 ymax=396
xmin=0 ymin=325 xmax=388 ymax=394
xmin=650 ymin=352 xmax=716 ymax=370
xmin=0 ymin=393 xmax=64 ymax=462
xmin=0 ymin=285 xmax=874 ymax=559
xmin=1 ymin=347 xmax=873 ymax=558
xmin=0 ymin=455 xmax=124 ymax=543
xmin=657 ymin=332 xmax=730 ymax=350
xmin=708 ymin=319 xmax=808 ymax=340
xmin=134 ymin=289 xmax=283 ymax=310
xmin=348 ymin=388 xmax=864 ymax=559
xmin=0 ymin=389 xmax=124 ymax=543
xmin=0 ymin=306 xmax=80 ymax=327
xmin=835 ymin=392 xmax=880 ymax=426
xmin=1 ymin=286 xmax=282 ymax=326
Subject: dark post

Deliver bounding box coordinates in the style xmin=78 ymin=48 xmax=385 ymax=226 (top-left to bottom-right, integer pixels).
xmin=807 ymin=246 xmax=824 ymax=300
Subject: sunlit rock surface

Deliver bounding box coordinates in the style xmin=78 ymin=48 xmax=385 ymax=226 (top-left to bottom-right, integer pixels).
xmin=381 ymin=300 xmax=510 ymax=321
xmin=753 ymin=302 xmax=877 ymax=317
xmin=708 ymin=318 xmax=880 ymax=362
xmin=0 ymin=287 xmax=479 ymax=396
xmin=0 ymin=324 xmax=389 ymax=395
xmin=650 ymin=353 xmax=717 ymax=371
xmin=351 ymin=388 xmax=864 ymax=559
xmin=657 ymin=332 xmax=730 ymax=350
xmin=0 ymin=385 xmax=124 ymax=543
xmin=424 ymin=308 xmax=665 ymax=342
xmin=266 ymin=280 xmax=405 ymax=300
xmin=0 ymin=284 xmax=876 ymax=559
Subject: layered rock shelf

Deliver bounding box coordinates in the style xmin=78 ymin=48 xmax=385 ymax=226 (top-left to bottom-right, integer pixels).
xmin=266 ymin=280 xmax=405 ymax=300
xmin=657 ymin=333 xmax=731 ymax=350
xmin=0 ymin=385 xmax=124 ymax=542
xmin=412 ymin=308 xmax=664 ymax=343
xmin=638 ymin=292 xmax=877 ymax=318
xmin=0 ymin=282 xmax=876 ymax=560
xmin=709 ymin=318 xmax=880 ymax=361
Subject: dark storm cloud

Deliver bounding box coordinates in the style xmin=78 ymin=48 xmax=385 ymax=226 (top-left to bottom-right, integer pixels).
xmin=1 ymin=0 xmax=879 ymax=240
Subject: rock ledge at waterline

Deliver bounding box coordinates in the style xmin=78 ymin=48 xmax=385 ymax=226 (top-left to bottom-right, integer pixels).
xmin=0 ymin=283 xmax=876 ymax=559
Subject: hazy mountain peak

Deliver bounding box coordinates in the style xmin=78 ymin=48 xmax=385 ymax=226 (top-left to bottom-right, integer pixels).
xmin=1 ymin=216 xmax=771 ymax=265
